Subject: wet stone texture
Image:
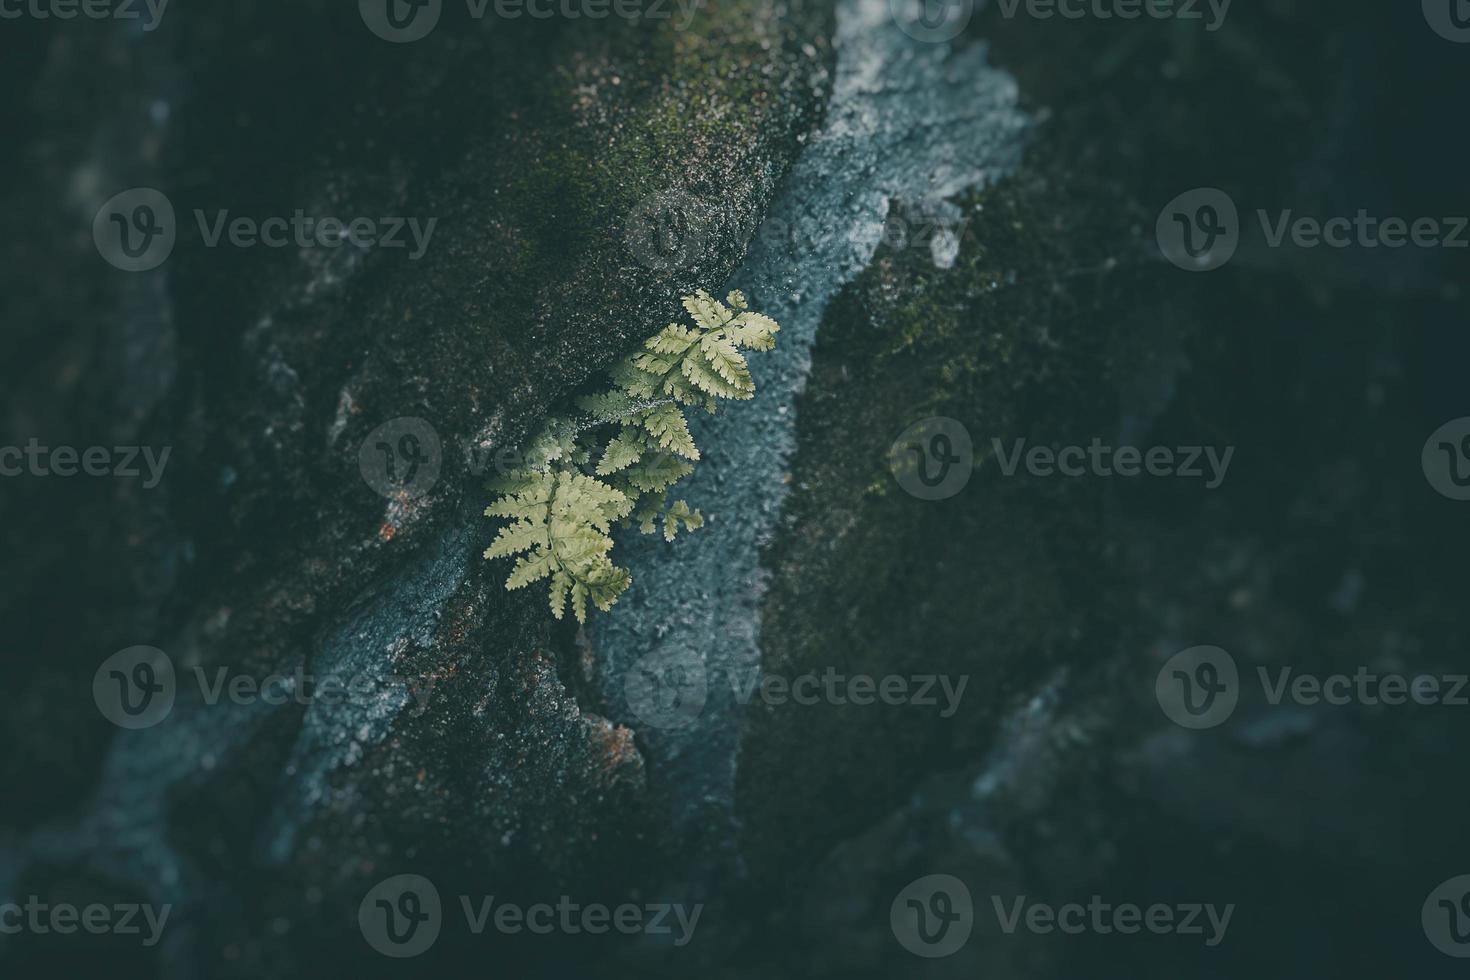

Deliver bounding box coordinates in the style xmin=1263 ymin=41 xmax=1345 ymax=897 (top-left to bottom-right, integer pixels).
xmin=1 ymin=0 xmax=834 ymax=975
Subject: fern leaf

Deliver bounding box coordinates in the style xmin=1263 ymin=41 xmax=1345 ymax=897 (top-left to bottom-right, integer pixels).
xmin=550 ymin=522 xmax=613 ymax=568
xmin=674 ymin=500 xmax=703 ymax=531
xmin=506 ymin=546 xmax=555 ymax=589
xmin=596 ymin=431 xmax=644 ymax=476
xmin=570 ymin=582 xmax=588 ymax=625
xmin=726 ymin=311 xmax=779 ymax=351
xmin=484 ymin=497 xmax=549 ymax=524
xmin=549 ymin=570 xmax=571 ymax=619
xmin=623 ymin=454 xmax=695 ymax=493
xmin=646 ymin=323 xmax=700 ymax=356
xmin=487 ymin=469 xmax=553 ymax=499
xmin=610 ymin=360 xmax=661 ymax=399
xmin=662 ymin=500 xmax=703 ymax=542
xmin=681 ymin=353 xmax=744 ymax=399
xmin=576 ymin=389 xmax=635 ymax=421
xmin=520 ymin=419 xmax=579 ymax=470
xmin=632 ymin=352 xmax=679 ymax=376
xmin=662 ymin=371 xmax=703 ymax=406
xmin=484 ymin=288 xmax=781 ymax=621
xmin=699 ymin=336 xmax=754 ymax=393
xmin=683 ymin=289 xmax=732 ymax=330
xmin=640 ymin=403 xmax=699 ymax=460
xmin=484 ymin=520 xmax=548 ymax=560
xmin=586 ymin=562 xmax=632 ymax=612
xmin=634 ymin=489 xmax=667 ymax=535
xmin=559 ymin=472 xmax=630 ymax=528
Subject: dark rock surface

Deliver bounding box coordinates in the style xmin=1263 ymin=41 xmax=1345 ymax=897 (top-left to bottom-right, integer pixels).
xmin=1 ymin=2 xmax=833 ymax=975
xmin=2 ymin=0 xmax=1467 ymax=977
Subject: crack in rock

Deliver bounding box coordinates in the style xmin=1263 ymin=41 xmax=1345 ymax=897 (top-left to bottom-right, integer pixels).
xmin=588 ymin=0 xmax=1032 ymax=851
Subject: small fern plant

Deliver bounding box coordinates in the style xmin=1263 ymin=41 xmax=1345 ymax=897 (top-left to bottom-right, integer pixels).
xmin=483 ymin=289 xmax=780 ymax=623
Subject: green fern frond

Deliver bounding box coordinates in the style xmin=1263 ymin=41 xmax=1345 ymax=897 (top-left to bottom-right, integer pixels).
xmin=681 ymin=354 xmax=744 ymax=399
xmin=662 ymin=500 xmax=703 ymax=542
xmin=726 ymin=311 xmax=779 ymax=351
xmin=621 ymin=453 xmax=695 ymax=493
xmin=682 ymin=289 xmax=732 ymax=330
xmin=699 ymin=335 xmax=754 ymax=393
xmin=483 ymin=519 xmax=548 ymax=560
xmin=596 ymin=430 xmax=645 ymax=476
xmin=506 ymin=546 xmax=555 ymax=589
xmin=646 ymin=323 xmax=701 ymax=356
xmin=483 ymin=288 xmax=781 ymax=620
xmin=639 ymin=403 xmax=699 ymax=460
